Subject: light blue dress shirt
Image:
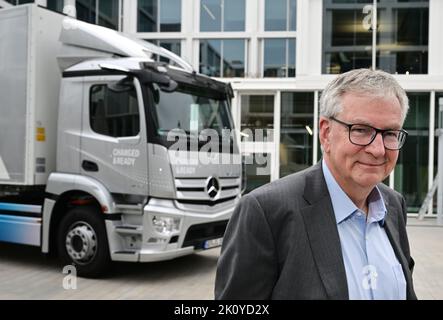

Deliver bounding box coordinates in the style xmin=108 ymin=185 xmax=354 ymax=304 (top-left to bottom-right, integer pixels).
xmin=322 ymin=160 xmax=407 ymax=300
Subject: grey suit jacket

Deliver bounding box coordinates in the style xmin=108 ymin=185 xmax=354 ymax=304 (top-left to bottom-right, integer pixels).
xmin=215 ymin=162 xmax=417 ymax=300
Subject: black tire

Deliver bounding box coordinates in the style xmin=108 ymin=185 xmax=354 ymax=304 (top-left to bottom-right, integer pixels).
xmin=57 ymin=206 xmax=110 ymax=278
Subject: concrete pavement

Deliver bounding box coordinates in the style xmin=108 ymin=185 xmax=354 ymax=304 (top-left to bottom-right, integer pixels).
xmin=0 ymin=220 xmax=442 ymax=299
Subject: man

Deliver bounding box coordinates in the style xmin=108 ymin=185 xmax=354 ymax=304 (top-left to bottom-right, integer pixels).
xmin=215 ymin=69 xmax=416 ymax=300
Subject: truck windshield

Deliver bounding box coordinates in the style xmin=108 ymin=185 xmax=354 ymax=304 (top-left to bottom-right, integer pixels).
xmin=150 ymin=85 xmax=233 ymax=138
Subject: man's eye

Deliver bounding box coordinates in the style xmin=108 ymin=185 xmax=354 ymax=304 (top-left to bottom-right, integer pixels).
xmin=351 ymin=127 xmax=371 ymax=134
xmin=385 ymin=131 xmax=399 ymax=138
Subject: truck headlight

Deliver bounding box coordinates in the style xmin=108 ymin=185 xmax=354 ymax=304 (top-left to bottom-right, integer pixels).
xmin=152 ymin=216 xmax=181 ymax=235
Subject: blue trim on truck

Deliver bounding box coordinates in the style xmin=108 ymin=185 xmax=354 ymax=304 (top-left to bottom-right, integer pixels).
xmin=0 ymin=203 xmax=42 ymax=246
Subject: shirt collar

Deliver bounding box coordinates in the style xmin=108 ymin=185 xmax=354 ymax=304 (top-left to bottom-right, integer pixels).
xmin=322 ymin=159 xmax=387 ymax=226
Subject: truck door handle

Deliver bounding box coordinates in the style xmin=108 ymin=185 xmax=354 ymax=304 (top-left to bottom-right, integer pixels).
xmin=82 ymin=160 xmax=99 ymax=172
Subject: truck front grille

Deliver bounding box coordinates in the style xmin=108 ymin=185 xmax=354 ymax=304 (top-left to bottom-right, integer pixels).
xmin=174 ymin=177 xmax=240 ymax=205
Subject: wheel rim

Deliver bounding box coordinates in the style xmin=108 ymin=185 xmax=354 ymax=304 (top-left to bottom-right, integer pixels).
xmin=65 ymin=221 xmax=98 ymax=265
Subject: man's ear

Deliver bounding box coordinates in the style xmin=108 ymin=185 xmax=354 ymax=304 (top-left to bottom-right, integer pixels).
xmin=319 ymin=117 xmax=331 ymax=153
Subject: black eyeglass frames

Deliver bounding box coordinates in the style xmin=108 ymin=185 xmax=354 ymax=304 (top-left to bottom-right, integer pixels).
xmin=329 ymin=117 xmax=408 ymax=150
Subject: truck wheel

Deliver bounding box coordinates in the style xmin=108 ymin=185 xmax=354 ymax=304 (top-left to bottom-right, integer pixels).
xmin=57 ymin=206 xmax=110 ymax=278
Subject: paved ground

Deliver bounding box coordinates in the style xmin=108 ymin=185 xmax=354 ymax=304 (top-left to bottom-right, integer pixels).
xmin=0 ymin=219 xmax=442 ymax=300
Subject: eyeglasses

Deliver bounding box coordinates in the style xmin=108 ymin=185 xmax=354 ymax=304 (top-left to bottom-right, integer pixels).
xmin=329 ymin=117 xmax=408 ymax=150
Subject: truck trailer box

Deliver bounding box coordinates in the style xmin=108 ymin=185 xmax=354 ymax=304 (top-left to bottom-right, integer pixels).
xmin=0 ymin=5 xmax=64 ymax=186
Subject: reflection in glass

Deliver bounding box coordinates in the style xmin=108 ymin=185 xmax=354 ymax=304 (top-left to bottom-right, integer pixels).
xmin=160 ymin=0 xmax=181 ymax=31
xmin=224 ymin=0 xmax=245 ymax=31
xmin=76 ymin=0 xmax=97 ymax=25
xmin=200 ymin=40 xmax=222 ymax=77
xmin=280 ymin=92 xmax=314 ymax=177
xmin=223 ymin=40 xmax=245 ymax=77
xmin=377 ymin=1 xmax=428 ymax=74
xmin=200 ymin=0 xmax=245 ymax=32
xmin=98 ymin=0 xmax=119 ymax=30
xmin=138 ymin=0 xmax=157 ymax=32
xmin=6 ymin=0 xmax=34 ymax=4
xmin=200 ymin=39 xmax=245 ymax=77
xmin=395 ymin=93 xmax=429 ymax=212
xmin=159 ymin=40 xmax=181 ymax=59
xmin=289 ymin=0 xmax=297 ymax=31
xmin=264 ymin=39 xmax=296 ymax=77
xmin=265 ymin=0 xmax=296 ymax=31
xmin=241 ymin=95 xmax=274 ymax=140
xmin=322 ymin=0 xmax=373 ymax=74
xmin=47 ymin=0 xmax=64 ymax=13
xmin=138 ymin=0 xmax=182 ymax=32
xmin=200 ymin=0 xmax=222 ymax=31
xmin=323 ymin=0 xmax=429 ymax=74
xmin=265 ymin=0 xmax=286 ymax=31
xmin=142 ymin=39 xmax=182 ymax=66
xmin=243 ymin=153 xmax=271 ymax=194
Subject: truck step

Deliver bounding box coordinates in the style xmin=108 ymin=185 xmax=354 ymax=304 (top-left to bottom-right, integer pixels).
xmin=114 ymin=225 xmax=143 ymax=235
xmin=111 ymin=250 xmax=139 ymax=262
xmin=114 ymin=204 xmax=143 ymax=215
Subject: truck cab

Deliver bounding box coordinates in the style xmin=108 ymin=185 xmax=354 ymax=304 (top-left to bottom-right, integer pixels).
xmin=0 ymin=5 xmax=242 ymax=277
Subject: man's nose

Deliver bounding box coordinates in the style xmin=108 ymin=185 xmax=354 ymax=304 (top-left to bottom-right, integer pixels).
xmin=366 ymin=132 xmax=386 ymax=157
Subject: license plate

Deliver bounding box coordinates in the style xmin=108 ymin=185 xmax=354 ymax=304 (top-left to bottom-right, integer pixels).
xmin=203 ymin=237 xmax=223 ymax=249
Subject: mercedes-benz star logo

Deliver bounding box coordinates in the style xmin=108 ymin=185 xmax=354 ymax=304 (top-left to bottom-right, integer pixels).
xmin=206 ymin=176 xmax=220 ymax=199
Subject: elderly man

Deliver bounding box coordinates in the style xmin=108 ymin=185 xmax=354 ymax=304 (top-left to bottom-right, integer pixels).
xmin=215 ymin=69 xmax=416 ymax=300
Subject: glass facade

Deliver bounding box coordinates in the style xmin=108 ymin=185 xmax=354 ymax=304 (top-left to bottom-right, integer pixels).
xmin=377 ymin=0 xmax=429 ymax=74
xmin=395 ymin=93 xmax=430 ymax=212
xmin=47 ymin=0 xmax=64 ymax=13
xmin=243 ymin=153 xmax=271 ymax=194
xmin=240 ymin=95 xmax=274 ymax=140
xmin=5 ymin=0 xmax=33 ymax=4
xmin=74 ymin=0 xmax=119 ymax=30
xmin=144 ymin=39 xmax=181 ymax=64
xmin=200 ymin=0 xmax=245 ymax=32
xmin=322 ymin=0 xmax=373 ymax=74
xmin=265 ymin=0 xmax=296 ymax=31
xmin=138 ymin=0 xmax=181 ymax=32
xmin=264 ymin=38 xmax=296 ymax=77
xmin=280 ymin=92 xmax=314 ymax=177
xmin=323 ymin=0 xmax=429 ymax=74
xmin=199 ymin=39 xmax=245 ymax=77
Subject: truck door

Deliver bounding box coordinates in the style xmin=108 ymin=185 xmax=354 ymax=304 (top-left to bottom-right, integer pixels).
xmin=80 ymin=77 xmax=148 ymax=196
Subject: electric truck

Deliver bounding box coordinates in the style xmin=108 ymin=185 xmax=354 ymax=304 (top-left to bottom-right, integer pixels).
xmin=0 ymin=4 xmax=242 ymax=277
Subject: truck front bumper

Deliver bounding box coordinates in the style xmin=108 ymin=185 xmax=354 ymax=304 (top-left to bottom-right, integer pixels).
xmin=109 ymin=197 xmax=238 ymax=263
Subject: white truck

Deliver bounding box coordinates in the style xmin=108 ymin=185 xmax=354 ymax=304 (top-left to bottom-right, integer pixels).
xmin=0 ymin=4 xmax=242 ymax=277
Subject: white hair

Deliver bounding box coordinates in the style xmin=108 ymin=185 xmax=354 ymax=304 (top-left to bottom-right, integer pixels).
xmin=319 ymin=69 xmax=409 ymax=123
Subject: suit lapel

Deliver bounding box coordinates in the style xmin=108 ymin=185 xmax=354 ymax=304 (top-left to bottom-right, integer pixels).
xmin=300 ymin=163 xmax=349 ymax=300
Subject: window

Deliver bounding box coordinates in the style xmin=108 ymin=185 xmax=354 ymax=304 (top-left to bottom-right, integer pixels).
xmin=144 ymin=39 xmax=182 ymax=64
xmin=138 ymin=0 xmax=181 ymax=32
xmin=395 ymin=93 xmax=429 ymax=212
xmin=377 ymin=1 xmax=428 ymax=74
xmin=322 ymin=0 xmax=429 ymax=74
xmin=200 ymin=39 xmax=245 ymax=77
xmin=47 ymin=0 xmax=64 ymax=13
xmin=90 ymin=84 xmax=140 ymax=137
xmin=241 ymin=95 xmax=274 ymax=140
xmin=265 ymin=0 xmax=296 ymax=31
xmin=5 ymin=0 xmax=34 ymax=4
xmin=280 ymin=92 xmax=314 ymax=177
xmin=75 ymin=0 xmax=120 ymax=30
xmin=263 ymin=38 xmax=296 ymax=77
xmin=200 ymin=0 xmax=245 ymax=32
xmin=243 ymin=153 xmax=271 ymax=194
xmin=152 ymin=87 xmax=233 ymax=137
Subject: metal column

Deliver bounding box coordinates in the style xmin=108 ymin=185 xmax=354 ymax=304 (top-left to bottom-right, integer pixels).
xmin=437 ymin=98 xmax=443 ymax=225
